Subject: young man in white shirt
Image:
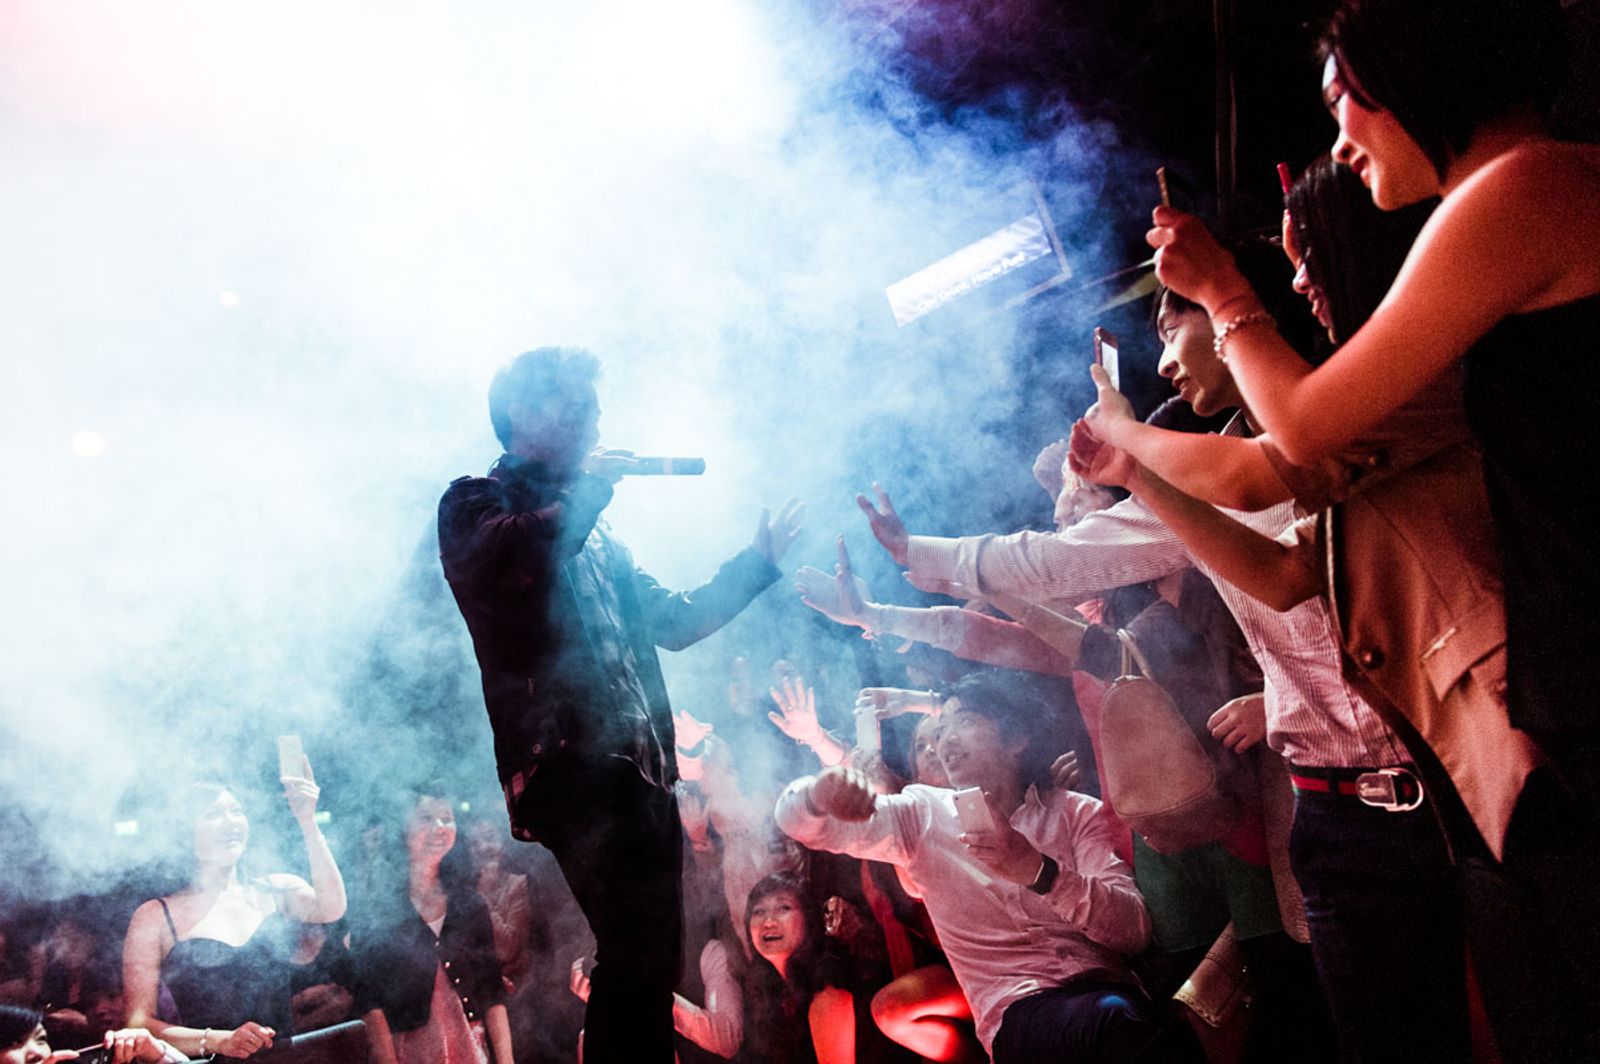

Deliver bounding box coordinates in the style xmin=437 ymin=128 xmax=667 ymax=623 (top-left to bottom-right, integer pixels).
xmin=775 ymin=672 xmax=1201 ymax=1064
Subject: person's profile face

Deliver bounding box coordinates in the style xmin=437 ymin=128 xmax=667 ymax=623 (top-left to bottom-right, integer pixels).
xmin=1155 ymin=303 xmax=1235 ymax=417
xmin=1282 ymin=220 xmax=1336 ymax=341
xmin=911 ymin=716 xmax=950 ymax=788
xmin=1324 ymin=55 xmax=1438 ymax=210
xmin=193 ymin=789 xmax=250 ymax=868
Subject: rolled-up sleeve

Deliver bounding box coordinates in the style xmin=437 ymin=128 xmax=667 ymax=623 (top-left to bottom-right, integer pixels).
xmin=673 ymin=939 xmax=743 ymax=1058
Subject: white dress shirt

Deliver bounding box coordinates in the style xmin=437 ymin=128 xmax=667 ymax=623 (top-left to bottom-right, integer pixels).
xmin=776 ymin=778 xmax=1148 ymax=1054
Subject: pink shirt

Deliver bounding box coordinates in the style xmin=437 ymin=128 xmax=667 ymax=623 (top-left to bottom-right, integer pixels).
xmin=776 ymin=779 xmax=1148 ymax=1054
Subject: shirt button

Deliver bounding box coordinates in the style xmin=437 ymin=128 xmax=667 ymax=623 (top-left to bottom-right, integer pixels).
xmin=1357 ymin=648 xmax=1385 ymax=668
xmin=444 ymin=961 xmax=451 ymax=968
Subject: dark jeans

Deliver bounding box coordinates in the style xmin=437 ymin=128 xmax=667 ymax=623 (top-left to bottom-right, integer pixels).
xmin=1288 ymin=789 xmax=1468 ymax=1064
xmin=516 ymin=753 xmax=683 ymax=1064
xmin=990 ymin=981 xmax=1203 ymax=1064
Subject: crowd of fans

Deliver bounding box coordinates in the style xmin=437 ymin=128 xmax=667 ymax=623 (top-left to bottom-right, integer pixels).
xmin=5 ymin=0 xmax=1597 ymax=1061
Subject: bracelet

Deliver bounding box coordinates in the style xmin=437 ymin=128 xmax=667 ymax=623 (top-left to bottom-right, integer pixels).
xmin=1211 ymin=311 xmax=1275 ymax=363
xmin=200 ymin=1028 xmax=211 ymax=1056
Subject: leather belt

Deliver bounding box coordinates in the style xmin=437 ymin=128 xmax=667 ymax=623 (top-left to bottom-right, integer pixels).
xmin=1289 ymin=764 xmax=1424 ymax=813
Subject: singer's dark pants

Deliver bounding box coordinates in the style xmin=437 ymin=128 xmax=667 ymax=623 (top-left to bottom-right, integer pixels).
xmin=515 ymin=752 xmax=683 ymax=1064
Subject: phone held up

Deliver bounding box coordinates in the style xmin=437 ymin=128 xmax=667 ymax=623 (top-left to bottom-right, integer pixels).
xmin=1093 ymin=327 xmax=1120 ymax=392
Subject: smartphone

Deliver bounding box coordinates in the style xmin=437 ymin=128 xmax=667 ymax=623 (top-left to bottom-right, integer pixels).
xmin=278 ymin=734 xmax=305 ymax=780
xmin=1156 ymin=165 xmax=1173 ymax=208
xmin=952 ymin=787 xmax=996 ymax=834
xmin=1093 ymin=327 xmax=1120 ymax=391
xmin=854 ymin=705 xmax=881 ymax=756
xmin=1155 ymin=165 xmax=1196 ymax=214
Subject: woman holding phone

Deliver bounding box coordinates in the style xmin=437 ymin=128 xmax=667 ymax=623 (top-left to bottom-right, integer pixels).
xmin=121 ymin=761 xmax=346 ymax=1059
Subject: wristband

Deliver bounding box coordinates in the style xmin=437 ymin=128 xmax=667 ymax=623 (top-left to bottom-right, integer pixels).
xmin=1027 ymin=854 xmax=1060 ymax=895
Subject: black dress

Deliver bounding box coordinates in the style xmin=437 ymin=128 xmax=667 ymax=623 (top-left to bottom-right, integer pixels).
xmin=157 ymin=898 xmax=294 ymax=1034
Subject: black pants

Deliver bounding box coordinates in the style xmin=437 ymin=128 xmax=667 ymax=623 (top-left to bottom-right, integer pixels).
xmin=516 ymin=753 xmax=683 ymax=1064
xmin=1288 ymin=790 xmax=1468 ymax=1064
xmin=990 ymin=982 xmax=1202 ymax=1064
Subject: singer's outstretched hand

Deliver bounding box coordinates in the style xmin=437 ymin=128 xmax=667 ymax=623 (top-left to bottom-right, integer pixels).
xmin=856 ymin=483 xmax=909 ymax=566
xmin=755 ymin=498 xmax=805 ymax=565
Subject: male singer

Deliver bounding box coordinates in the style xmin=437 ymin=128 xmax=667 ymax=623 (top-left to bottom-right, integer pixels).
xmin=439 ymin=347 xmax=802 ymax=1062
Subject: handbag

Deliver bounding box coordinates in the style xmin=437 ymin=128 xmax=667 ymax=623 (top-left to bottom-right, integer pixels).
xmin=1097 ymin=629 xmax=1234 ymax=851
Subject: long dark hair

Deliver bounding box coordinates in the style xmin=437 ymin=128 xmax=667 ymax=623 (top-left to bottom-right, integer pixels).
xmin=1288 ymin=158 xmax=1434 ymax=345
xmin=741 ymin=873 xmax=845 ymax=1061
xmin=0 ymin=1004 xmax=42 ymax=1051
xmin=1321 ymin=0 xmax=1566 ymax=178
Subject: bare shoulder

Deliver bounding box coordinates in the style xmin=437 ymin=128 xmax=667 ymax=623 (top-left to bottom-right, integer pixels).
xmin=1451 ymin=142 xmax=1600 ymax=232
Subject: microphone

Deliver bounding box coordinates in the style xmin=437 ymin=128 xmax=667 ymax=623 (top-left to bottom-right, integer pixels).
xmin=620 ymin=456 xmax=707 ymax=476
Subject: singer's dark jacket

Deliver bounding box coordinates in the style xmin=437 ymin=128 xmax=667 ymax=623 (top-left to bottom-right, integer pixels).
xmin=438 ymin=452 xmax=780 ymax=841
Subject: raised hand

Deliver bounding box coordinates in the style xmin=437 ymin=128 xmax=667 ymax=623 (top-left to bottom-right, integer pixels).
xmin=1146 ymin=205 xmax=1254 ymax=314
xmin=795 ymin=537 xmax=874 ymax=629
xmin=856 ymin=687 xmax=939 ymax=720
xmin=768 ymin=676 xmax=824 ymax=746
xmin=673 ymin=708 xmax=714 ymax=751
xmin=281 ymin=756 xmax=320 ymax=825
xmin=855 ymin=482 xmax=909 ymax=566
xmin=754 ymin=497 xmax=806 ymax=565
xmin=1067 ymin=420 xmax=1138 ymax=491
xmin=1082 ymin=364 xmax=1137 ymax=447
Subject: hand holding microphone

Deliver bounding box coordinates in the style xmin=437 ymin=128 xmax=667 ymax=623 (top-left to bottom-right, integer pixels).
xmin=584 ymin=449 xmax=705 ymax=482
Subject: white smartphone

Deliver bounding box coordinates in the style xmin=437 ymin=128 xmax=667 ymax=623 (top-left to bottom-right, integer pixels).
xmin=854 ymin=705 xmax=881 ymax=756
xmin=952 ymin=787 xmax=996 ymax=834
xmin=1093 ymin=327 xmax=1120 ymax=392
xmin=278 ymin=734 xmax=305 ymax=780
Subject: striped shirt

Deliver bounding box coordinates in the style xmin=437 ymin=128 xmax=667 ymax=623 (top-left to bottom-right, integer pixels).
xmin=905 ymin=495 xmax=1409 ymax=769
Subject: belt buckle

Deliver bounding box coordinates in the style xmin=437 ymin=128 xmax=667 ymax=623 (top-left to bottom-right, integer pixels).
xmin=1355 ymin=768 xmax=1423 ymax=812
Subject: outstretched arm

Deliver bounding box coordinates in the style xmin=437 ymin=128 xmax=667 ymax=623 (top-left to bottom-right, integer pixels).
xmin=1083 ymin=365 xmax=1290 ymax=510
xmin=1069 ymin=423 xmax=1320 ymax=611
xmin=1147 ymin=149 xmax=1600 ymax=463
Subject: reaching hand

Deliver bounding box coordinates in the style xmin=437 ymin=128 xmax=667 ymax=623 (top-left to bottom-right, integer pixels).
xmin=1032 ymin=439 xmax=1070 ymax=501
xmin=768 ymin=677 xmax=824 ymax=746
xmin=1067 ymin=420 xmax=1138 ymax=491
xmin=673 ymin=708 xmax=714 ymax=751
xmin=281 ymin=756 xmax=320 ymax=826
xmin=583 ymin=449 xmax=642 ymax=484
xmin=1082 ymin=364 xmax=1137 ymax=447
xmin=101 ymin=1028 xmax=174 ymax=1063
xmin=1050 ymin=750 xmax=1082 ymax=792
xmin=855 ymin=482 xmax=909 ymax=566
xmin=810 ymin=765 xmax=877 ymax=821
xmin=1208 ymin=693 xmax=1268 ymax=753
xmin=217 ymin=1022 xmax=276 ymax=1057
xmin=795 ymin=537 xmax=874 ymax=629
xmin=856 ymin=687 xmax=939 ymax=720
xmin=754 ymin=497 xmax=806 ymax=565
xmin=1146 ymin=206 xmax=1254 ymax=314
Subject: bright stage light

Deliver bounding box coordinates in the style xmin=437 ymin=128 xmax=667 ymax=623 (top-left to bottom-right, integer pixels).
xmin=71 ymin=431 xmax=107 ymax=458
xmin=218 ymin=290 xmax=240 ymax=308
